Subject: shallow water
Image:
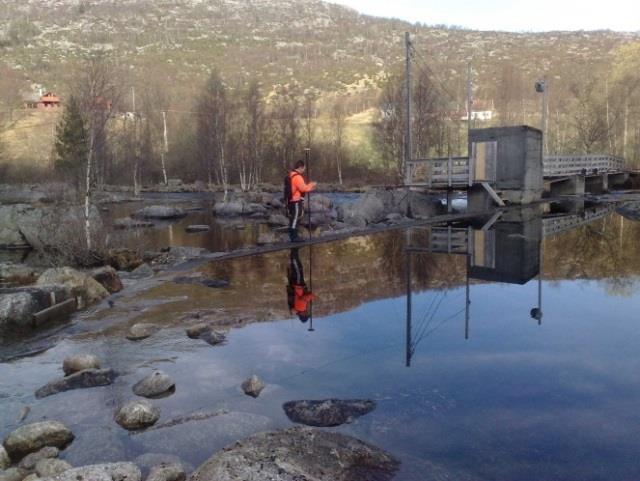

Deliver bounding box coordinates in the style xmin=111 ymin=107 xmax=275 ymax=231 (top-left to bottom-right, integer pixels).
xmin=2 ymin=204 xmax=640 ymax=480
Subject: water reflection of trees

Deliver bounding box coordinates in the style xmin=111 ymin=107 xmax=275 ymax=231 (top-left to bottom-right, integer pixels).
xmin=543 ymin=214 xmax=640 ymax=296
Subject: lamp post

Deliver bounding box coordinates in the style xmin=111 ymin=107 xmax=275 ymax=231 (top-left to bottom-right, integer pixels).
xmin=535 ymin=79 xmax=548 ymax=154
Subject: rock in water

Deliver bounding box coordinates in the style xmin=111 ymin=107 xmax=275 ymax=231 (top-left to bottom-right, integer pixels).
xmin=125 ymin=263 xmax=154 ymax=280
xmin=282 ymin=399 xmax=376 ymax=427
xmin=18 ymin=446 xmax=59 ymax=470
xmin=185 ymin=323 xmax=211 ymax=339
xmin=189 ymin=427 xmax=399 ymax=481
xmin=132 ymin=371 xmax=175 ymax=399
xmin=35 ymin=369 xmax=116 ymax=399
xmin=126 ymin=323 xmax=158 ymax=341
xmin=2 ymin=421 xmax=74 ymax=461
xmin=0 ymin=445 xmax=10 ymax=469
xmin=146 ymin=463 xmax=186 ymax=481
xmin=36 ymin=462 xmax=141 ymax=481
xmin=90 ymin=267 xmax=123 ymax=294
xmin=62 ymin=354 xmax=101 ymax=376
xmin=241 ymin=375 xmax=265 ymax=398
xmin=115 ymin=400 xmax=160 ymax=430
xmin=199 ymin=330 xmax=226 ymax=346
xmin=35 ymin=458 xmax=72 ymax=477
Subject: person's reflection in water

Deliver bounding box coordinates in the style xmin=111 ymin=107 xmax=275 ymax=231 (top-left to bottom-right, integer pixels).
xmin=287 ymin=248 xmax=314 ymax=323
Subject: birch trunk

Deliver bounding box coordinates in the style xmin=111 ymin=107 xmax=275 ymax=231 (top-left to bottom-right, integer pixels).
xmin=84 ymin=133 xmax=95 ymax=251
xmin=161 ymin=111 xmax=169 ymax=185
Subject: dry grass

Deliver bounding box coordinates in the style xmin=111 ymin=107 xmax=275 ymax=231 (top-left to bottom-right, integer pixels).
xmin=1 ymin=109 xmax=61 ymax=168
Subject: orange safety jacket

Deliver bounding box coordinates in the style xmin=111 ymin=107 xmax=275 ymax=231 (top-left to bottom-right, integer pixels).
xmin=292 ymin=285 xmax=315 ymax=314
xmin=289 ymin=170 xmax=314 ymax=203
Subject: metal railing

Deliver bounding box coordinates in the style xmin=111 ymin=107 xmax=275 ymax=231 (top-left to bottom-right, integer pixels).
xmin=543 ymin=155 xmax=625 ymax=177
xmin=542 ymin=205 xmax=616 ymax=238
xmin=406 ymin=157 xmax=471 ymax=188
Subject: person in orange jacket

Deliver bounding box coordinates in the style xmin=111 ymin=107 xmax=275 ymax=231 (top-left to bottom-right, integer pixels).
xmin=287 ymin=160 xmax=316 ymax=242
xmin=287 ymin=248 xmax=315 ymax=323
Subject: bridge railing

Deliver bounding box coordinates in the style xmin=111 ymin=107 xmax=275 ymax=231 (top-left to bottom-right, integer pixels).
xmin=407 ymin=157 xmax=471 ymax=187
xmin=543 ymin=155 xmax=625 ymax=177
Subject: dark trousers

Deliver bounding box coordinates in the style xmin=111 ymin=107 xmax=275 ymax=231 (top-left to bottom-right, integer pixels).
xmin=287 ymin=201 xmax=303 ymax=241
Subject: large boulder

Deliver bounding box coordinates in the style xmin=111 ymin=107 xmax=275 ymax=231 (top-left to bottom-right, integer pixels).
xmin=2 ymin=421 xmax=74 ymax=461
xmin=38 ymin=462 xmax=141 ymax=481
xmin=189 ymin=427 xmax=399 ymax=481
xmin=35 ymin=458 xmax=72 ymax=478
xmin=115 ymin=400 xmax=160 ymax=430
xmin=337 ymin=193 xmax=385 ymax=226
xmin=0 ymin=286 xmax=72 ymax=332
xmin=132 ymin=206 xmax=187 ymax=220
xmin=146 ymin=463 xmax=186 ymax=481
xmin=214 ymin=201 xmax=267 ymax=218
xmin=18 ymin=447 xmax=59 ymax=470
xmin=37 ymin=268 xmax=108 ymax=305
xmin=282 ymin=399 xmax=376 ymax=427
xmin=35 ymin=368 xmax=116 ymax=399
xmin=0 ymin=204 xmax=39 ymax=249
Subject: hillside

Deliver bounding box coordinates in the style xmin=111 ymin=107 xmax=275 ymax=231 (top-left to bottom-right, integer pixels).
xmin=1 ymin=0 xmax=638 ymax=103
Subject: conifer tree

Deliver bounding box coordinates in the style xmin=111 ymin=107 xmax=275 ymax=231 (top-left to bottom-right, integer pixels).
xmin=54 ymin=95 xmax=88 ymax=191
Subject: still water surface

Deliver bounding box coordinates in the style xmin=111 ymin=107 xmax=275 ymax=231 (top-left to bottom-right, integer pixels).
xmin=1 ymin=206 xmax=640 ymax=481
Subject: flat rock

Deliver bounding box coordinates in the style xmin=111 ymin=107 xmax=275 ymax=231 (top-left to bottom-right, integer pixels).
xmin=62 ymin=354 xmax=101 ymax=376
xmin=35 ymin=459 xmax=72 ymax=478
xmin=38 ymin=462 xmax=141 ymax=481
xmin=189 ymin=426 xmax=399 ymax=481
xmin=132 ymin=371 xmax=175 ymax=399
xmin=35 ymin=369 xmax=116 ymax=399
xmin=146 ymin=463 xmax=186 ymax=481
xmin=185 ymin=225 xmax=210 ymax=233
xmin=18 ymin=447 xmax=59 ymax=470
xmin=240 ymin=375 xmax=265 ymax=398
xmin=115 ymin=400 xmax=160 ymax=430
xmin=2 ymin=421 xmax=74 ymax=461
xmin=282 ymin=399 xmax=376 ymax=427
xmin=126 ymin=323 xmax=158 ymax=341
xmin=124 ymin=264 xmax=154 ymax=280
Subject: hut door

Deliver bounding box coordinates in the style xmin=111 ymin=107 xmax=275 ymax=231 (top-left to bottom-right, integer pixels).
xmin=471 ymin=141 xmax=497 ymax=182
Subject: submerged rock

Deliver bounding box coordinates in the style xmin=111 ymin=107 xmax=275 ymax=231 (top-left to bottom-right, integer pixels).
xmin=115 ymin=400 xmax=160 ymax=430
xmin=62 ymin=354 xmax=101 ymax=376
xmin=133 ymin=206 xmax=187 ymax=220
xmin=282 ymin=399 xmax=376 ymax=427
xmin=185 ymin=225 xmax=210 ymax=233
xmin=172 ymin=277 xmax=229 ymax=289
xmin=241 ymin=375 xmax=265 ymax=398
xmin=146 ymin=463 xmax=186 ymax=481
xmin=18 ymin=447 xmax=59 ymax=470
xmin=113 ymin=218 xmax=155 ymax=230
xmin=124 ymin=263 xmax=154 ymax=280
xmin=132 ymin=371 xmax=175 ymax=399
xmin=2 ymin=421 xmax=74 ymax=461
xmin=126 ymin=323 xmax=158 ymax=341
xmin=189 ymin=426 xmax=399 ymax=481
xmin=38 ymin=462 xmax=141 ymax=481
xmin=35 ymin=369 xmax=116 ymax=399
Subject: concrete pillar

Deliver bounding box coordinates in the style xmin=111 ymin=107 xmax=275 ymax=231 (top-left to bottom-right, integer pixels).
xmin=549 ymin=175 xmax=585 ymax=197
xmin=467 ymin=184 xmax=494 ymax=213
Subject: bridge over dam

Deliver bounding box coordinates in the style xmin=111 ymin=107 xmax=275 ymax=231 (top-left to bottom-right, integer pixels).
xmin=406 ymin=125 xmax=636 ymax=210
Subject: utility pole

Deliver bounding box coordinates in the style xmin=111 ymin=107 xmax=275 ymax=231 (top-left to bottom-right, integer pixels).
xmin=131 ymin=86 xmax=136 ymax=113
xmin=535 ymin=79 xmax=548 ymax=154
xmin=466 ymin=62 xmax=473 ymax=148
xmin=161 ymin=110 xmax=169 ymax=185
xmin=404 ymin=31 xmax=412 ymax=186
